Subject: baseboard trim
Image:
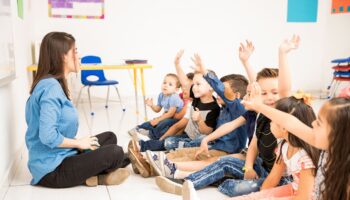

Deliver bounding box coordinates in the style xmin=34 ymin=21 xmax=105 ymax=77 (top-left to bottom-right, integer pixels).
xmin=0 ymin=145 xmax=24 ymax=200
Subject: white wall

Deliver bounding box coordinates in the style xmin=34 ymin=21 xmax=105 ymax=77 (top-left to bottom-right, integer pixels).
xmin=0 ymin=0 xmax=32 ymax=197
xmin=27 ymin=0 xmax=350 ymax=98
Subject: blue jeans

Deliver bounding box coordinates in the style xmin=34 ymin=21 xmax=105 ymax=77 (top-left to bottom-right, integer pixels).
xmin=185 ymin=156 xmax=269 ymax=197
xmin=164 ymin=134 xmax=204 ymax=150
xmin=139 ymin=140 xmax=165 ymax=152
xmin=138 ymin=118 xmax=178 ymax=140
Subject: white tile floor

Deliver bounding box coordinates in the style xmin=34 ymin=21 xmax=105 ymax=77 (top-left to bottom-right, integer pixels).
xmin=3 ymin=98 xmax=226 ymax=200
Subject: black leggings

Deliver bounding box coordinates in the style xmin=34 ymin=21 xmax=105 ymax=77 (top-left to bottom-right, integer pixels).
xmin=38 ymin=131 xmax=125 ymax=188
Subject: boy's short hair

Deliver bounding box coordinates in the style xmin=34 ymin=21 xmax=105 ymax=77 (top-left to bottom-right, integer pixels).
xmin=220 ymin=74 xmax=248 ymax=98
xmin=256 ymin=68 xmax=279 ymax=81
xmin=194 ymin=70 xmax=217 ymax=77
xmin=165 ymin=73 xmax=181 ymax=88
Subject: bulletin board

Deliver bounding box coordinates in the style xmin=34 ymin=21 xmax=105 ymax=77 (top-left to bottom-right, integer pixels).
xmin=0 ymin=0 xmax=16 ymax=87
xmin=48 ymin=0 xmax=104 ymax=19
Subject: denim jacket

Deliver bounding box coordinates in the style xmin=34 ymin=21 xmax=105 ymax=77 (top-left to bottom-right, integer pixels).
xmin=203 ymin=71 xmax=247 ymax=153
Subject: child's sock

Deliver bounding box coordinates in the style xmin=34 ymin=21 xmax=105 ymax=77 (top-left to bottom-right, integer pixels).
xmin=174 ymin=170 xmax=193 ymax=180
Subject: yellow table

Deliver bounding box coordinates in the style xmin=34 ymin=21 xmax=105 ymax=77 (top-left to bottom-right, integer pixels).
xmin=27 ymin=64 xmax=152 ymax=120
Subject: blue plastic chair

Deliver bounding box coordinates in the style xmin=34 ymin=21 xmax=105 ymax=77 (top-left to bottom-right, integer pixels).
xmin=76 ymin=55 xmax=125 ymax=115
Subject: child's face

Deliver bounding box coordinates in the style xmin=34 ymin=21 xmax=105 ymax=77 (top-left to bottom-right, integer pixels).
xmin=192 ymin=74 xmax=213 ymax=98
xmin=311 ymin=105 xmax=331 ymax=150
xmin=257 ymin=78 xmax=279 ymax=107
xmin=161 ymin=76 xmax=178 ymax=95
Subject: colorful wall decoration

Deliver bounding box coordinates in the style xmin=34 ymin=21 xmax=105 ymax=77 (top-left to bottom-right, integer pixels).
xmin=332 ymin=0 xmax=350 ymax=14
xmin=48 ymin=0 xmax=104 ymax=19
xmin=287 ymin=0 xmax=318 ymax=22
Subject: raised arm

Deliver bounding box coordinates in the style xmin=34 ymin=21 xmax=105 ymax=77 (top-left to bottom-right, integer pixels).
xmin=242 ymin=82 xmax=319 ymax=149
xmin=278 ymin=35 xmax=300 ymax=98
xmin=174 ymin=50 xmax=191 ymax=92
xmin=239 ymin=40 xmax=256 ymax=83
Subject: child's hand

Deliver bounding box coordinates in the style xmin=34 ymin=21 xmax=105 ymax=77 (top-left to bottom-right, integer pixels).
xmin=145 ymin=98 xmax=154 ymax=107
xmin=241 ymin=82 xmax=263 ymax=111
xmin=195 ymin=138 xmax=210 ymax=159
xmin=244 ymin=168 xmax=259 ymax=180
xmin=279 ymin=34 xmax=300 ymax=54
xmin=192 ymin=107 xmax=202 ymax=122
xmin=174 ymin=49 xmax=184 ymax=66
xmin=239 ymin=40 xmax=255 ymax=63
xmin=150 ymin=118 xmax=159 ymax=126
xmin=191 ymin=53 xmax=206 ymax=74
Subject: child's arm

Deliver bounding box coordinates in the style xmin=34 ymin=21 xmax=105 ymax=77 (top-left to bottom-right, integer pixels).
xmin=150 ymin=107 xmax=177 ymax=126
xmin=278 ymin=35 xmax=300 ymax=98
xmin=192 ymin=108 xmax=214 ymax=135
xmin=192 ymin=54 xmax=233 ymax=104
xmin=293 ymin=168 xmax=315 ymax=200
xmin=173 ymin=103 xmax=188 ymax=120
xmin=174 ymin=50 xmax=191 ymax=93
xmin=260 ymin=160 xmax=286 ymax=190
xmin=239 ymin=40 xmax=256 ymax=83
xmin=195 ymin=116 xmax=246 ymax=158
xmin=145 ymin=98 xmax=162 ymax=113
xmin=242 ymin=82 xmax=321 ymax=150
xmin=243 ymin=136 xmax=259 ymax=180
xmin=159 ymin=118 xmax=189 ymax=140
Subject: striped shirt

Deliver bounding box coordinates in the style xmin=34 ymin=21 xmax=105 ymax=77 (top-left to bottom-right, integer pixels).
xmin=278 ymin=142 xmax=315 ymax=192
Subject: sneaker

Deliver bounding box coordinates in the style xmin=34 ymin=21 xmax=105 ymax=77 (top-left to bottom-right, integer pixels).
xmin=128 ymin=147 xmax=151 ymax=177
xmin=128 ymin=127 xmax=139 ymax=137
xmin=182 ymin=180 xmax=200 ymax=200
xmin=146 ymin=150 xmax=176 ymax=178
xmin=145 ymin=150 xmax=163 ymax=176
xmin=128 ymin=139 xmax=140 ymax=174
xmin=138 ymin=128 xmax=150 ymax=136
xmin=155 ymin=176 xmax=182 ymax=195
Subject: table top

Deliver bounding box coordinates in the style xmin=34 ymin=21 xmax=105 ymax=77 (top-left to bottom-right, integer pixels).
xmin=27 ymin=64 xmax=153 ymax=71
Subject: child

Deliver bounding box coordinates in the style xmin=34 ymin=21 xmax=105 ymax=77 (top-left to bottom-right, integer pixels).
xmin=153 ymin=35 xmax=300 ymax=196
xmin=183 ymin=93 xmax=320 ymax=200
xmin=160 ymin=50 xmax=221 ymax=150
xmin=161 ymin=53 xmax=249 ymax=162
xmin=242 ymin=84 xmax=350 ymax=200
xmin=128 ymin=73 xmax=184 ymax=141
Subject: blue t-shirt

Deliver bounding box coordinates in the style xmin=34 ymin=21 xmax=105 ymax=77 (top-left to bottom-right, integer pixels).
xmin=25 ymin=78 xmax=78 ymax=185
xmin=203 ymin=72 xmax=247 ymax=154
xmin=157 ymin=93 xmax=183 ymax=113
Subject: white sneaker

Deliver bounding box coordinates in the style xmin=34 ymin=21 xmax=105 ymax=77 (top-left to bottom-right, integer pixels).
xmin=138 ymin=128 xmax=150 ymax=136
xmin=128 ymin=127 xmax=139 ymax=137
xmin=146 ymin=151 xmax=176 ymax=178
xmin=155 ymin=176 xmax=182 ymax=195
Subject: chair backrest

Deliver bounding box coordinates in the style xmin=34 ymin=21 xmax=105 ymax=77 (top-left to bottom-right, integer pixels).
xmin=81 ymin=55 xmax=107 ymax=85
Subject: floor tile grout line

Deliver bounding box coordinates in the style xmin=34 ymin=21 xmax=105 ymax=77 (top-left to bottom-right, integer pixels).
xmin=106 ymin=186 xmax=112 ymax=200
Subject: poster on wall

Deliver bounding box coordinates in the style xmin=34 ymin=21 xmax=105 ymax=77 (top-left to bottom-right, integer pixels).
xmin=0 ymin=0 xmax=16 ymax=87
xmin=48 ymin=0 xmax=104 ymax=19
xmin=287 ymin=0 xmax=318 ymax=22
xmin=332 ymin=0 xmax=350 ymax=14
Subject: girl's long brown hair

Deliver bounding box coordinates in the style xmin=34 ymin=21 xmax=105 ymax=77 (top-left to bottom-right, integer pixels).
xmin=30 ymin=32 xmax=75 ymax=99
xmin=322 ymin=97 xmax=350 ymax=200
xmin=275 ymin=97 xmax=320 ymax=175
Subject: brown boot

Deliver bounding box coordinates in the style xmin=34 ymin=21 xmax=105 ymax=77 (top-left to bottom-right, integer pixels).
xmin=128 ymin=140 xmax=140 ymax=174
xmin=98 ymin=168 xmax=130 ymax=185
xmin=128 ymin=147 xmax=153 ymax=177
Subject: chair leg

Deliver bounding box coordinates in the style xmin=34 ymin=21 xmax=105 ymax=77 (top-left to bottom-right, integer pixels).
xmin=87 ymin=86 xmax=94 ymax=115
xmin=75 ymin=86 xmax=86 ymax=108
xmin=114 ymin=85 xmax=126 ymax=111
xmin=105 ymin=86 xmax=110 ymax=108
